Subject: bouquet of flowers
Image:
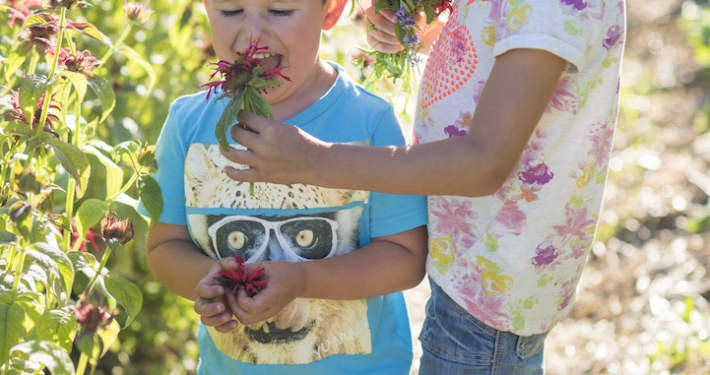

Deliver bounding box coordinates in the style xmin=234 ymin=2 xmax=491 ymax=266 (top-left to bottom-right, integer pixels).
xmin=354 ymin=0 xmax=452 ymax=116
xmin=200 ymin=36 xmax=290 ymax=195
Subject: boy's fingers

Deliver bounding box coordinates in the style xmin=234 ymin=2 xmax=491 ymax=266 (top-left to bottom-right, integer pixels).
xmin=200 ymin=313 xmax=238 ymax=333
xmin=229 ymin=124 xmax=260 ymax=148
xmin=220 ymin=143 xmax=256 ymax=165
xmin=195 ymin=282 xmax=225 ymax=299
xmin=194 ymin=299 xmax=225 ymax=317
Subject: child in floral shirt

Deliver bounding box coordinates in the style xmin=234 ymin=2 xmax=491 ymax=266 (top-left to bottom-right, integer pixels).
xmin=219 ymin=0 xmax=626 ymax=373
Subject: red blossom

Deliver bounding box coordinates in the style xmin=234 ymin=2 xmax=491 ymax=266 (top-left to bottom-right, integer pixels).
xmin=69 ymin=218 xmax=100 ymax=252
xmin=200 ymin=35 xmax=291 ymax=101
xmin=4 ymin=0 xmax=42 ymax=27
xmin=217 ymin=256 xmax=269 ymax=297
xmin=47 ymin=47 xmax=99 ymax=74
xmin=70 ymin=300 xmax=114 ymax=334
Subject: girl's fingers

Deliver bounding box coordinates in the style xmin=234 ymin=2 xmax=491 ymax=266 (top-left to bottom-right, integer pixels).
xmin=367 ymin=33 xmax=403 ymax=53
xmin=200 ymin=313 xmax=239 ymax=333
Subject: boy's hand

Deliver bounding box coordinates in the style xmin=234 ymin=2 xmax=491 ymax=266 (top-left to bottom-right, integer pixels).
xmin=194 ymin=258 xmax=240 ymax=333
xmin=226 ymin=261 xmax=307 ymax=326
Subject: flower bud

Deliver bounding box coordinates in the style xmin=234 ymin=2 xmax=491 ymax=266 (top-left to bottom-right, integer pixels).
xmin=123 ymin=0 xmax=153 ymax=24
xmin=101 ymin=213 xmax=134 ymax=249
xmin=136 ymin=144 xmax=156 ymax=168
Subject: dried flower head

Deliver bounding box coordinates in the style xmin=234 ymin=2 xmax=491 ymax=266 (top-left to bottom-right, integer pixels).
xmin=101 ymin=213 xmax=134 ymax=249
xmin=217 ymin=256 xmax=268 ymax=297
xmin=70 ymin=300 xmax=115 ymax=333
xmin=48 ymin=47 xmax=99 ymax=74
xmin=200 ymin=35 xmax=291 ymax=102
xmin=2 ymin=89 xmax=60 ymax=136
xmin=41 ymin=0 xmax=85 ymax=10
xmin=122 ymin=0 xmax=152 ymax=24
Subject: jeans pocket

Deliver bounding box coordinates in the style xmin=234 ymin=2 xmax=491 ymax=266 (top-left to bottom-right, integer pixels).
xmin=419 ymin=280 xmax=497 ymax=366
xmin=515 ymin=331 xmax=548 ymax=360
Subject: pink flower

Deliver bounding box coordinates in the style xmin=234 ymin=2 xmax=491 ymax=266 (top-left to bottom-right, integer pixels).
xmin=2 ymin=89 xmax=60 ymax=137
xmin=496 ymin=199 xmax=526 ymax=235
xmin=546 ymin=76 xmax=578 ymax=114
xmin=552 ymin=201 xmax=595 ymax=241
xmin=200 ymin=35 xmax=291 ymax=102
xmin=47 ymin=47 xmax=99 ymax=74
xmin=430 ymin=197 xmax=479 ymax=250
xmin=218 ymin=256 xmax=269 ymax=297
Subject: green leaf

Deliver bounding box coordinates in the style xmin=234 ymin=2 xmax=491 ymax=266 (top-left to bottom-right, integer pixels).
xmin=84 ymin=144 xmax=123 ymax=199
xmin=215 ymin=92 xmax=243 ymax=151
xmin=0 ymin=302 xmax=26 ymax=365
xmin=36 ymin=309 xmax=78 ymax=353
xmin=86 ymin=74 xmax=115 ymax=122
xmin=67 ymin=21 xmax=107 ymax=46
xmin=75 ymin=199 xmax=109 ymax=240
xmin=67 ymin=251 xmax=97 ymax=272
xmin=117 ymin=45 xmax=157 ymax=92
xmin=103 ymin=271 xmax=143 ymax=328
xmin=43 ymin=136 xmax=91 ymax=199
xmin=97 ymin=320 xmax=120 ymax=357
xmin=25 ymin=249 xmax=62 ymax=298
xmin=3 ymin=52 xmax=26 ymax=82
xmin=19 ymin=13 xmax=57 ymax=31
xmin=0 ymin=230 xmax=18 ymax=244
xmin=14 ymin=293 xmax=43 ymax=334
xmin=137 ymin=175 xmax=162 ymax=226
xmin=10 ymin=340 xmax=76 ymax=375
xmin=18 ymin=74 xmax=51 ymax=125
xmin=113 ymin=141 xmax=139 ymax=168
xmin=244 ymin=86 xmax=273 ymax=120
xmin=57 ymin=71 xmax=88 ymax=105
xmin=33 ymin=242 xmax=74 ymax=297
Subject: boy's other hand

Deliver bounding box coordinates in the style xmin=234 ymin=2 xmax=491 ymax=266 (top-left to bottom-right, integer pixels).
xmin=221 ymin=110 xmax=328 ymax=186
xmin=194 ymin=259 xmax=240 ymax=333
xmin=226 ymin=261 xmax=307 ymax=326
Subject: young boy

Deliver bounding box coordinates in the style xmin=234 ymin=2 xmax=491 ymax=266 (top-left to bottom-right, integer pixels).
xmin=138 ymin=0 xmax=428 ymax=374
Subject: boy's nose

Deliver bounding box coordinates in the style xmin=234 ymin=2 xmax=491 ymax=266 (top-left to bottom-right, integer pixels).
xmin=235 ymin=20 xmax=269 ymax=51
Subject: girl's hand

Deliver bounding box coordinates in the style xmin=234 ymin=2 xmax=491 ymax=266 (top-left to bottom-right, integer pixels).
xmin=193 ymin=258 xmax=240 ymax=333
xmin=226 ymin=261 xmax=307 ymax=325
xmin=365 ymin=6 xmax=429 ymax=54
xmin=220 ymin=110 xmax=327 ymax=186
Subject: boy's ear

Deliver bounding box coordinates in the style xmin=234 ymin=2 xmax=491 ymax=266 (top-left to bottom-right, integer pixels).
xmin=322 ymin=0 xmax=347 ymax=31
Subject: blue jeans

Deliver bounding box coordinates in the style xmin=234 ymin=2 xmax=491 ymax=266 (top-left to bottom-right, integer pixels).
xmin=419 ymin=278 xmax=548 ymax=375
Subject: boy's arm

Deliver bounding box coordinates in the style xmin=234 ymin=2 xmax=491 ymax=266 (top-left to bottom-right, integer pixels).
xmin=228 ymin=225 xmax=427 ymax=325
xmin=221 ymin=48 xmax=566 ymax=197
xmin=147 ymin=222 xmax=245 ymax=332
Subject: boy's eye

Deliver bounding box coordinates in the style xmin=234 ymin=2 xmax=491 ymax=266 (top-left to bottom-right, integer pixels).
xmin=218 ymin=10 xmax=242 ymax=17
xmin=269 ymin=9 xmax=293 ymax=16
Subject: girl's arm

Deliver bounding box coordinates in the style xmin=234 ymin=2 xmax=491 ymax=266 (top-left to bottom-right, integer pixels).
xmin=227 ymin=225 xmax=428 ymax=325
xmin=221 ymin=48 xmax=566 ymax=197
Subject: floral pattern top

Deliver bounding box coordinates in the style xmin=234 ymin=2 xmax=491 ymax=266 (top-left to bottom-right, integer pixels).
xmin=415 ymin=0 xmax=626 ymax=335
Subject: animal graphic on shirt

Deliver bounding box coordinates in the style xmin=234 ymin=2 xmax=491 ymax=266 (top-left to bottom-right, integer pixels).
xmin=185 ymin=143 xmax=372 ymax=365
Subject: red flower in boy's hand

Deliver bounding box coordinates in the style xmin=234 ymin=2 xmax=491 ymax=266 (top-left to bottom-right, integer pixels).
xmin=217 ymin=256 xmax=269 ymax=297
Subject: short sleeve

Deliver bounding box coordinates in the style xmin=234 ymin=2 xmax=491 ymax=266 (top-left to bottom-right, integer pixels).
xmin=137 ymin=101 xmax=188 ymax=225
xmin=490 ymin=0 xmax=597 ymax=72
xmin=368 ymin=106 xmax=428 ymax=238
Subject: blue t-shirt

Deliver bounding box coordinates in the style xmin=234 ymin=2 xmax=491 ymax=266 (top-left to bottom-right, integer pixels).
xmin=139 ymin=63 xmax=427 ymax=374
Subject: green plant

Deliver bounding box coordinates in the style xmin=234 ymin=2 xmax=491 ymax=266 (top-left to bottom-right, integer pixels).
xmin=0 ymin=0 xmax=163 ymax=373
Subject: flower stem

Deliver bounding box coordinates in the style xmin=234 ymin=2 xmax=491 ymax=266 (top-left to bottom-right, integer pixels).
xmin=82 ymin=245 xmax=112 ymax=299
xmin=63 ymin=179 xmax=76 ymax=252
xmin=98 ymin=23 xmax=133 ymax=69
xmin=107 ymin=165 xmax=143 ymax=202
xmin=64 ymin=29 xmax=77 ymax=59
xmin=75 ymin=352 xmax=89 ymax=375
xmin=35 ymin=7 xmax=66 ymax=138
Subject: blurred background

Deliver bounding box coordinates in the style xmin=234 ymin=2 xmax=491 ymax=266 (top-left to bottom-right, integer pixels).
xmin=3 ymin=0 xmax=709 ymax=373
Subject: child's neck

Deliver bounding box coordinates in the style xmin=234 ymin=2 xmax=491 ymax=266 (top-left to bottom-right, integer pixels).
xmin=269 ymin=59 xmax=337 ymax=123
